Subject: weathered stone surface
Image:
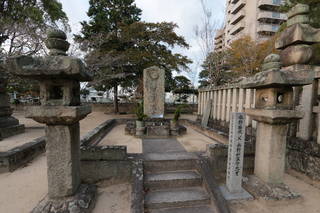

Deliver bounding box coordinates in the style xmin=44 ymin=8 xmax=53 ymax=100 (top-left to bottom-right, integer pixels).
xmin=255 ymin=87 xmax=293 ymax=110
xmin=0 ymin=124 xmax=25 ymax=140
xmin=245 ymin=109 xmax=303 ymax=124
xmin=280 ymin=44 xmax=313 ymax=66
xmin=243 ymin=175 xmax=300 ymax=200
xmin=143 ymin=66 xmax=165 ymax=118
xmin=25 ymin=105 xmax=91 ymax=125
xmin=147 ymin=125 xmax=170 ymax=137
xmin=287 ymin=4 xmax=309 ymax=19
xmin=287 ymin=15 xmax=310 ymax=27
xmin=46 ymin=123 xmax=81 ymax=198
xmin=7 ymin=55 xmax=93 ymax=81
xmin=201 ymin=99 xmax=212 ymax=127
xmin=46 ymin=29 xmax=70 ymax=56
xmin=39 ymin=79 xmax=80 ymax=106
xmin=226 ymin=113 xmax=246 ymax=194
xmin=254 ymin=123 xmax=288 ymax=184
xmin=81 ymin=145 xmax=127 ymax=161
xmin=261 ymin=54 xmax=281 ymax=72
xmin=241 ymin=68 xmax=314 ymax=89
xmin=275 ymin=24 xmax=320 ymax=50
xmin=31 ymin=184 xmax=97 ymax=213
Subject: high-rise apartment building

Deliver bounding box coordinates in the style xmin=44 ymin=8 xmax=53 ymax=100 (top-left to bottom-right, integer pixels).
xmin=215 ymin=0 xmax=287 ymax=52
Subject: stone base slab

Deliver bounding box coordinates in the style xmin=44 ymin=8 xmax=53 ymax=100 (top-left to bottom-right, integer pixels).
xmin=0 ymin=124 xmax=25 ymax=140
xmin=219 ymin=185 xmax=253 ymax=201
xmin=243 ymin=175 xmax=300 ymax=200
xmin=31 ymin=184 xmax=97 ymax=213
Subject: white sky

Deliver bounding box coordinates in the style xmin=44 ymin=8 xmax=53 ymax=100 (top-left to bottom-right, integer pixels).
xmin=59 ymin=0 xmax=226 ymax=86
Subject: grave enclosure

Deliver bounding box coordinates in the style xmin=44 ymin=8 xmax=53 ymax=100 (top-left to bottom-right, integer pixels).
xmin=1 ymin=3 xmax=320 ymax=213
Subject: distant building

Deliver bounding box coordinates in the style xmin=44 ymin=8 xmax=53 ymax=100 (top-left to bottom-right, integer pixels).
xmin=215 ymin=0 xmax=287 ymax=51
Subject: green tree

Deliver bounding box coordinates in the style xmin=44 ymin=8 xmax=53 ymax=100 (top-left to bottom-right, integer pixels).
xmin=0 ymin=0 xmax=68 ymax=56
xmin=0 ymin=0 xmax=68 ymax=98
xmin=172 ymin=75 xmax=196 ymax=103
xmin=198 ymin=50 xmax=231 ymax=87
xmin=76 ymin=0 xmax=191 ymax=113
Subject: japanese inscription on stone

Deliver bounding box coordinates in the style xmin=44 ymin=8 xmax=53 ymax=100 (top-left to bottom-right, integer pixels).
xmin=143 ymin=66 xmax=165 ymax=118
xmin=226 ymin=112 xmax=246 ymax=193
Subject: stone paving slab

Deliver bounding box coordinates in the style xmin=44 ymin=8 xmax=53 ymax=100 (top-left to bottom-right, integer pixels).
xmin=146 ymin=171 xmax=201 ymax=182
xmin=143 ymin=152 xmax=198 ymax=161
xmin=145 ymin=187 xmax=210 ymax=209
xmin=143 ymin=138 xmax=186 ymax=153
xmin=145 ymin=171 xmax=202 ymax=190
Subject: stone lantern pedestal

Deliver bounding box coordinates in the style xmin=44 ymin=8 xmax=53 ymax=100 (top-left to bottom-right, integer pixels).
xmin=8 ymin=30 xmax=96 ymax=213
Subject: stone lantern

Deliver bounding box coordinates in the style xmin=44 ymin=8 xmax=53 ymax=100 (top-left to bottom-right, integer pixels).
xmin=241 ymin=4 xmax=317 ymax=196
xmin=242 ymin=54 xmax=305 ymax=184
xmin=0 ymin=60 xmax=25 ymax=139
xmin=7 ymin=30 xmax=96 ymax=212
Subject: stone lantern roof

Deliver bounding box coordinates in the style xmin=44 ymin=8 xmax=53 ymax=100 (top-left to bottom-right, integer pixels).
xmin=7 ymin=29 xmax=92 ymax=81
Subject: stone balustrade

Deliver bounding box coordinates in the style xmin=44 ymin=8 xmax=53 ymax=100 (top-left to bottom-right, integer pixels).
xmin=198 ymin=84 xmax=256 ymax=128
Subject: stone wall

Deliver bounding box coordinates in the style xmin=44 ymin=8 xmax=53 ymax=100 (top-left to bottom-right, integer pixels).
xmin=92 ymin=103 xmax=197 ymax=114
xmin=80 ymin=146 xmax=132 ymax=184
xmin=287 ymin=137 xmax=320 ymax=180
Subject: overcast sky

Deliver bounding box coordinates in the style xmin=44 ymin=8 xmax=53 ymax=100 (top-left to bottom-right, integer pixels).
xmin=59 ymin=0 xmax=226 ymax=86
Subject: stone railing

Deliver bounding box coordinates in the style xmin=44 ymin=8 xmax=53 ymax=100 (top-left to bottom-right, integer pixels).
xmin=198 ymin=84 xmax=256 ymax=128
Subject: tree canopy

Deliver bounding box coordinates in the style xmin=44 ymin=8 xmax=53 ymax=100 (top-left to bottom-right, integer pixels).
xmin=75 ymin=0 xmax=192 ymax=112
xmin=226 ymin=35 xmax=276 ymax=77
xmin=0 ymin=0 xmax=68 ymax=98
xmin=0 ymin=0 xmax=68 ymax=56
xmin=198 ymin=50 xmax=230 ymax=88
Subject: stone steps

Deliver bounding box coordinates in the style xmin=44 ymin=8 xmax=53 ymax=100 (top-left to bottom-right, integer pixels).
xmin=145 ymin=170 xmax=202 ymax=190
xmin=143 ymin=151 xmax=216 ymax=213
xmin=145 ymin=187 xmax=211 ymax=210
xmin=149 ymin=206 xmax=215 ymax=213
xmin=143 ymin=152 xmax=198 ymax=173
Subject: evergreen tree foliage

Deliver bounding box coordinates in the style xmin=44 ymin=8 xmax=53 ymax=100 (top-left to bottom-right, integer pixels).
xmin=75 ymin=0 xmax=192 ymax=112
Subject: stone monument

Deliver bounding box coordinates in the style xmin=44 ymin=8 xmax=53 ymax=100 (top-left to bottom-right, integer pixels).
xmin=7 ymin=29 xmax=96 ymax=213
xmin=0 ymin=61 xmax=25 ymax=140
xmin=143 ymin=66 xmax=165 ymax=118
xmin=220 ymin=112 xmax=252 ymax=200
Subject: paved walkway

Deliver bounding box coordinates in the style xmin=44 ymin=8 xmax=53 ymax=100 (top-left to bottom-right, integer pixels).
xmin=143 ymin=138 xmax=187 ymax=153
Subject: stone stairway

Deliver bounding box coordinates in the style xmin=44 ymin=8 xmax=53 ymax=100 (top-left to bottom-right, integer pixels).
xmin=143 ymin=152 xmax=216 ymax=213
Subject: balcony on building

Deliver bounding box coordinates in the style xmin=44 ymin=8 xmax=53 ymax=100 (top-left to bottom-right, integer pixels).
xmin=215 ymin=29 xmax=225 ymax=40
xmin=258 ymin=0 xmax=284 ymax=10
xmin=231 ymin=0 xmax=240 ymax=4
xmin=257 ymin=23 xmax=279 ymax=35
xmin=258 ymin=11 xmax=287 ymax=23
xmin=230 ymin=21 xmax=245 ymax=36
xmin=231 ymin=0 xmax=246 ymax=14
xmin=230 ymin=10 xmax=245 ymax=25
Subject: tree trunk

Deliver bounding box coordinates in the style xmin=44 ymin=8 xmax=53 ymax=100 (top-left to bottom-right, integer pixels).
xmin=113 ymin=84 xmax=119 ymax=114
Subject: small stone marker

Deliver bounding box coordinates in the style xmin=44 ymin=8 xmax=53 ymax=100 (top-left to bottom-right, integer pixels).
xmin=201 ymin=99 xmax=212 ymax=127
xmin=220 ymin=112 xmax=252 ymax=200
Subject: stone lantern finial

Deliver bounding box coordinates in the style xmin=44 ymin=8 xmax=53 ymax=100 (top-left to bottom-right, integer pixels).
xmin=45 ymin=29 xmax=70 ymax=56
xmin=261 ymin=54 xmax=281 ymax=72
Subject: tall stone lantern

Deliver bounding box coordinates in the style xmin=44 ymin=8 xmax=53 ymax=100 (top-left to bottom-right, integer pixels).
xmin=7 ymin=30 xmax=96 ymax=212
xmin=242 ymin=4 xmax=317 ymax=188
